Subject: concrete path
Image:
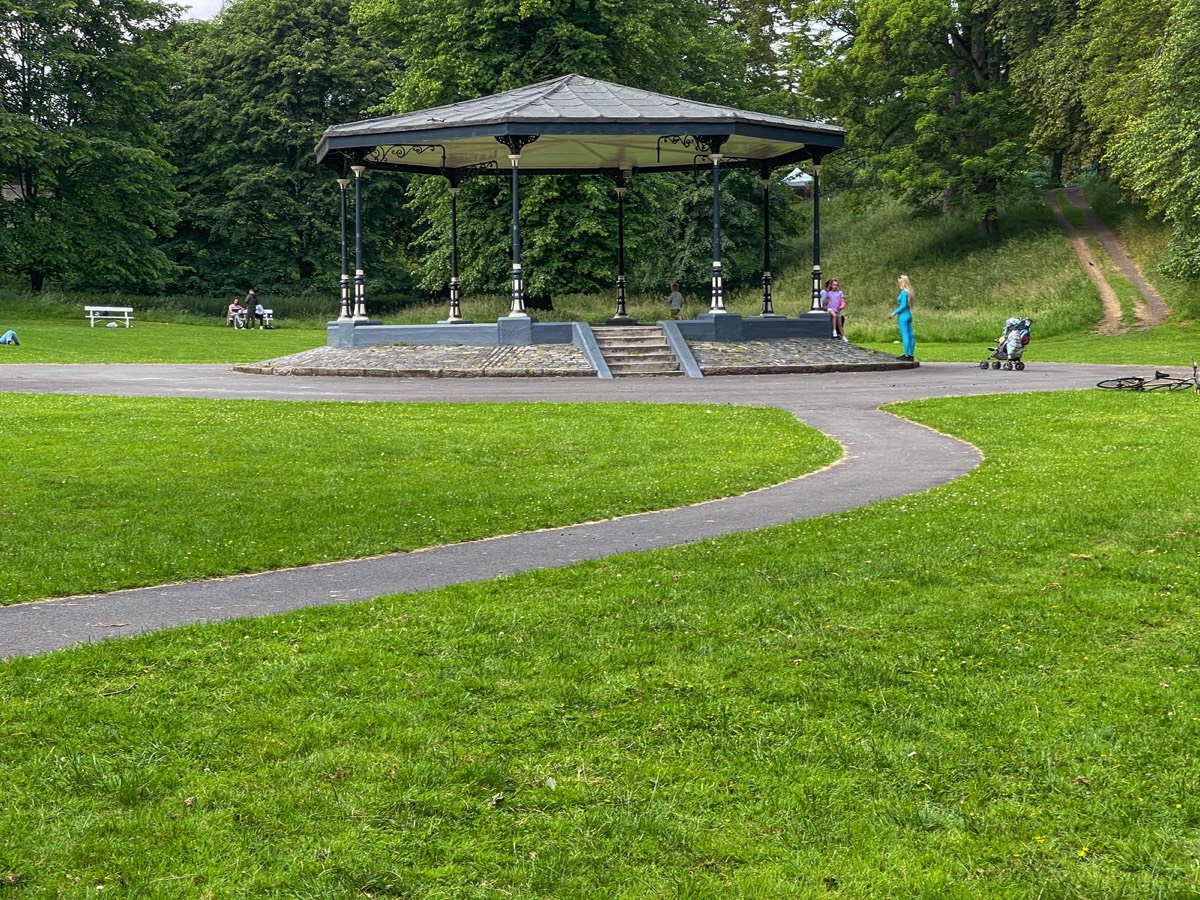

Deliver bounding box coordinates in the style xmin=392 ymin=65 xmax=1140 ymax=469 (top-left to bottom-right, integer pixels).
xmin=0 ymin=362 xmax=1121 ymax=659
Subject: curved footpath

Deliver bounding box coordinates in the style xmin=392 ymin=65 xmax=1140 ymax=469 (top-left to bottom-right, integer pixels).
xmin=0 ymin=362 xmax=1123 ymax=659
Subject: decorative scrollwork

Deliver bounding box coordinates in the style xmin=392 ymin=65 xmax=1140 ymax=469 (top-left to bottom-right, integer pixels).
xmin=455 ymin=160 xmax=500 ymax=180
xmin=368 ymin=144 xmax=447 ymax=167
xmin=657 ymin=134 xmax=696 ymax=163
xmin=658 ymin=133 xmax=729 ymax=162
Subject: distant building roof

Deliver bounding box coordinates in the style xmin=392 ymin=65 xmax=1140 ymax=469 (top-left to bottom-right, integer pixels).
xmin=782 ymin=167 xmax=813 ymax=187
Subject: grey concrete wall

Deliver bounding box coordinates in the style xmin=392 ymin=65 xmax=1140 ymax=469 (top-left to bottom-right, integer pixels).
xmin=327 ymin=312 xmax=833 ymax=350
xmin=673 ymin=312 xmax=832 ymax=341
xmin=658 ymin=321 xmax=704 ymax=378
xmin=326 ymin=318 xmax=575 ymax=349
xmin=571 ymin=323 xmax=612 ymax=379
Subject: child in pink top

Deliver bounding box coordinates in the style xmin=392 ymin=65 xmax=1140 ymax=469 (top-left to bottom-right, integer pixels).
xmin=824 ymin=279 xmax=846 ymax=340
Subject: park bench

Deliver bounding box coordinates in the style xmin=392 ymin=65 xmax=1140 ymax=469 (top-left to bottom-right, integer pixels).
xmin=230 ymin=308 xmax=275 ymax=329
xmin=84 ymin=305 xmax=135 ymax=327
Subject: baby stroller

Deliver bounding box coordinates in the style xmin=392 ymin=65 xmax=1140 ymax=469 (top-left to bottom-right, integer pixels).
xmin=980 ymin=317 xmax=1032 ymax=370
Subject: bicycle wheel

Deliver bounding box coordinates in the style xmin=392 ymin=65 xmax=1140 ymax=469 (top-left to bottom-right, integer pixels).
xmin=1096 ymin=377 xmax=1143 ymax=390
xmin=1144 ymin=379 xmax=1191 ymax=392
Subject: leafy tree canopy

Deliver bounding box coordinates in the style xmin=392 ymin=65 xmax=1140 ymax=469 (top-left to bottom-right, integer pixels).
xmin=1104 ymin=0 xmax=1200 ymax=277
xmin=0 ymin=0 xmax=179 ymax=292
xmin=163 ymin=0 xmax=412 ymax=296
xmin=798 ymin=0 xmax=1030 ymax=235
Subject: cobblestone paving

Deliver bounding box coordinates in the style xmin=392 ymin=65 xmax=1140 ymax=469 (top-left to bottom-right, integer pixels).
xmin=237 ymin=342 xmax=594 ymax=377
xmin=237 ymin=336 xmax=909 ymax=377
xmin=688 ymin=338 xmax=904 ymax=374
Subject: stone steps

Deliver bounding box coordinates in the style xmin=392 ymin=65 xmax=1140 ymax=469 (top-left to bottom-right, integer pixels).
xmin=591 ymin=325 xmax=682 ymax=377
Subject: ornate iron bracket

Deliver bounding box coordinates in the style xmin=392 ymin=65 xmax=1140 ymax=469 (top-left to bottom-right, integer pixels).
xmin=495 ymin=134 xmax=540 ymax=155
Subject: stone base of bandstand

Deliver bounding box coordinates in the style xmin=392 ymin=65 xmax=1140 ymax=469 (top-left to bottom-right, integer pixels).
xmin=232 ymin=312 xmax=915 ymax=379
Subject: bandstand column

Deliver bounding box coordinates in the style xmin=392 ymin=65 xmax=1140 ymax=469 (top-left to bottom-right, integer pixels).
xmin=760 ymin=172 xmax=777 ymax=316
xmin=445 ymin=179 xmax=465 ymax=323
xmin=810 ymin=159 xmax=824 ymax=312
xmin=337 ymin=177 xmax=352 ymax=320
xmin=709 ymin=150 xmax=728 ymax=314
xmin=508 ymin=154 xmax=526 ymax=316
xmin=494 ymin=135 xmax=538 ymax=318
xmin=608 ymin=171 xmax=633 ymax=323
xmin=351 ymin=164 xmax=369 ymax=321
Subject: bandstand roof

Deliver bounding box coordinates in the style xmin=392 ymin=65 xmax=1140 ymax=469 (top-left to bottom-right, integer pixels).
xmin=315 ymin=74 xmax=844 ymax=178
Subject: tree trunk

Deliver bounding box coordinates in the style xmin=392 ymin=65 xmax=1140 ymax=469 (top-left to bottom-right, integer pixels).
xmin=977 ymin=209 xmax=1000 ymax=237
xmin=1051 ymin=150 xmax=1064 ymax=188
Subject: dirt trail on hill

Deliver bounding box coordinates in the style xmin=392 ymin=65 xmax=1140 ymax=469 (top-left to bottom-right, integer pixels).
xmin=1045 ymin=187 xmax=1171 ymax=334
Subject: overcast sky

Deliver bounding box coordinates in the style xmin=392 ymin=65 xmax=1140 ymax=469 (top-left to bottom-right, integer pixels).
xmin=179 ymin=0 xmax=223 ymax=20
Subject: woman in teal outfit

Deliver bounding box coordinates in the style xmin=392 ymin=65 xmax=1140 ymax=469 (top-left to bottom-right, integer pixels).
xmin=887 ymin=274 xmax=915 ymax=361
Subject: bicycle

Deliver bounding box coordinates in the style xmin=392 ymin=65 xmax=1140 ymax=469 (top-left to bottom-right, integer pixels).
xmin=1097 ymin=359 xmax=1199 ymax=392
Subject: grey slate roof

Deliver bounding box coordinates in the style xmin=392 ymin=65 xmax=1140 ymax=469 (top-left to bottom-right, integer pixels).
xmin=316 ymin=74 xmax=844 ymax=177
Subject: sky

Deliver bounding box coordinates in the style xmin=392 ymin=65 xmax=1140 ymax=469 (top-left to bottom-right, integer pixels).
xmin=180 ymin=0 xmax=223 ymax=20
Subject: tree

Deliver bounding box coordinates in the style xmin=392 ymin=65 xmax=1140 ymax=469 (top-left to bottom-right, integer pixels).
xmin=0 ymin=0 xmax=179 ymax=292
xmin=799 ymin=0 xmax=1031 ymax=235
xmin=163 ymin=0 xmax=411 ymax=296
xmin=1104 ymin=0 xmax=1200 ymax=277
xmin=1000 ymin=0 xmax=1090 ymax=184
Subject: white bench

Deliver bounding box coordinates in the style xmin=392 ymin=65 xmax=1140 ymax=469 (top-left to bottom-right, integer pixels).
xmin=85 ymin=306 xmax=134 ymax=327
xmin=233 ymin=309 xmax=274 ymax=329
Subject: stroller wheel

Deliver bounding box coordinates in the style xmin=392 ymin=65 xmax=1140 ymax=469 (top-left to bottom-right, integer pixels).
xmin=1015 ymin=361 xmax=1025 ymax=371
xmin=991 ymin=361 xmax=1001 ymax=369
xmin=979 ymin=361 xmax=989 ymax=369
xmin=1003 ymin=361 xmax=1014 ymax=370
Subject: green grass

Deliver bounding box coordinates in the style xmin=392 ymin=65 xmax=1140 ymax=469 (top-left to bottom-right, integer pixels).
xmin=2 ymin=389 xmax=1198 ymax=896
xmin=1056 ymin=190 xmax=1085 ymax=228
xmin=0 ymin=394 xmax=837 ymax=605
xmin=0 ymin=318 xmax=325 ymax=364
xmin=854 ymin=331 xmax=1200 ymax=367
xmin=815 ymin=198 xmax=1101 ymax=344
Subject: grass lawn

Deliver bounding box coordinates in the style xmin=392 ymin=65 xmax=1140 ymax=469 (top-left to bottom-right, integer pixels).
xmin=0 ymin=319 xmax=325 ymax=364
xmin=1 ymin=389 xmax=1198 ymax=897
xmin=855 ymin=324 xmax=1200 ymax=367
xmin=0 ymin=394 xmax=837 ymax=605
